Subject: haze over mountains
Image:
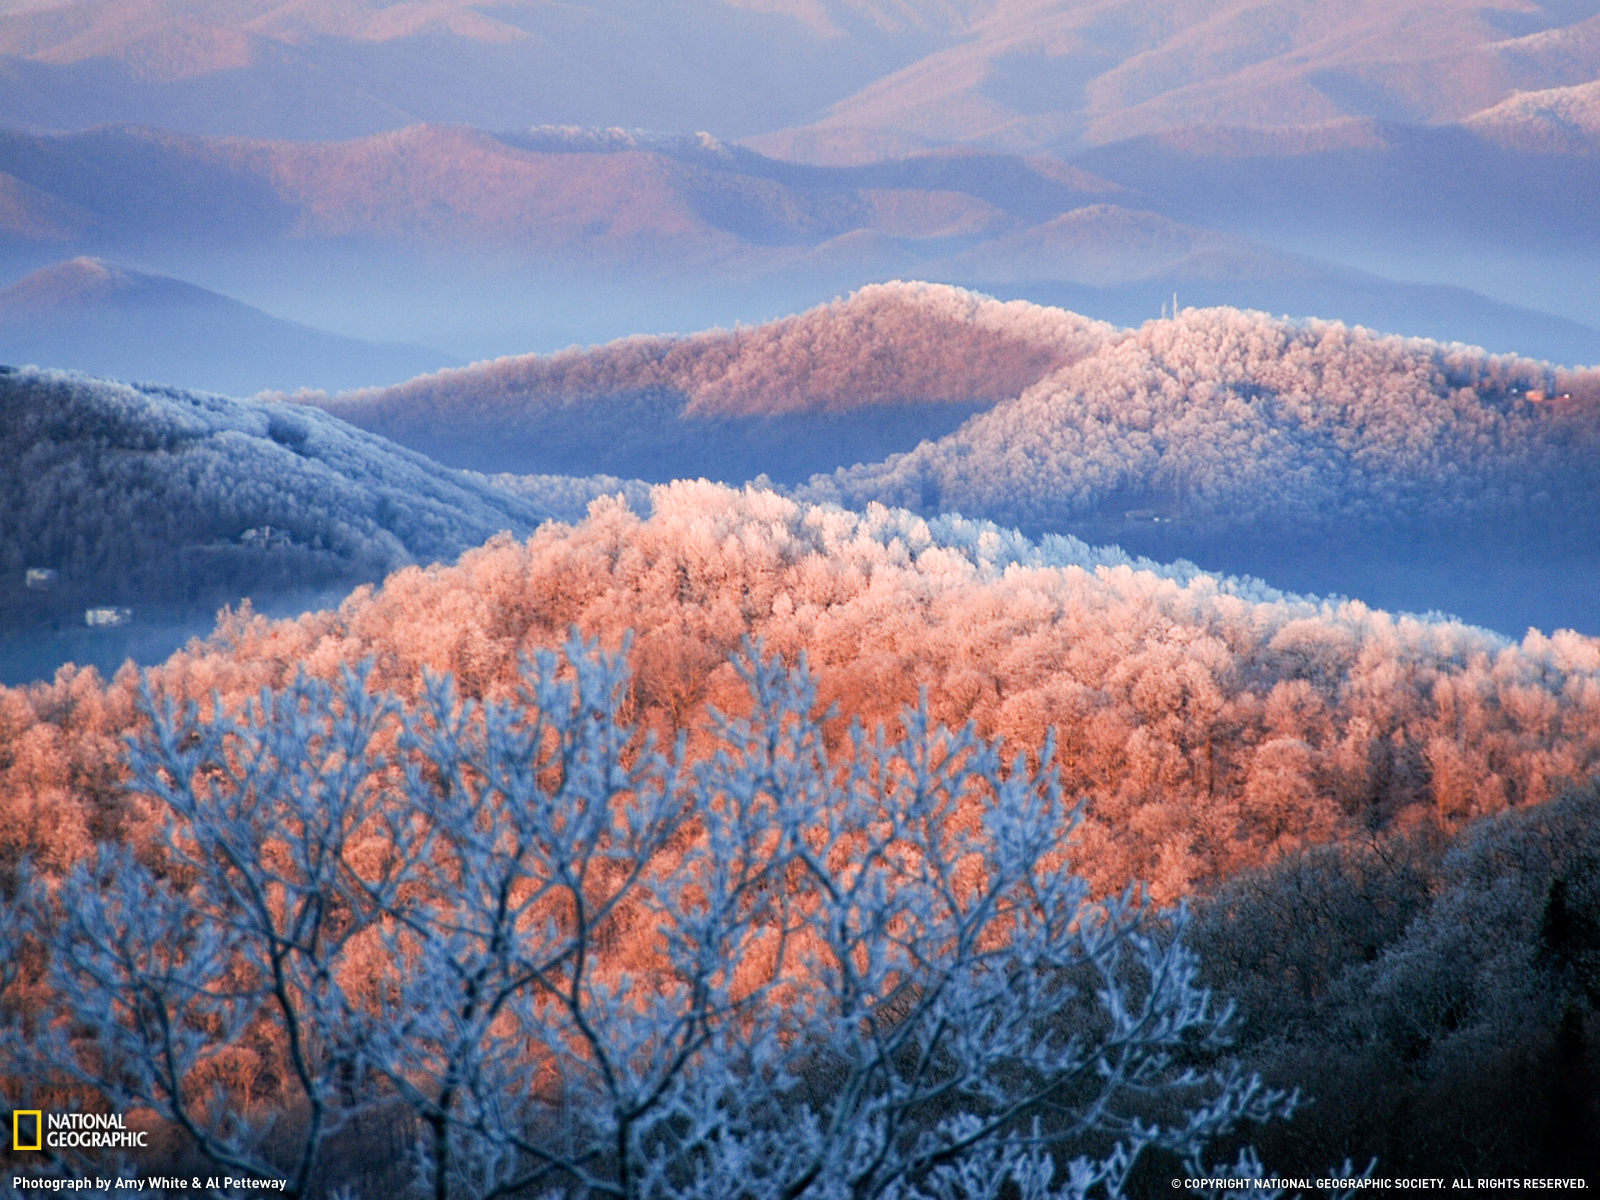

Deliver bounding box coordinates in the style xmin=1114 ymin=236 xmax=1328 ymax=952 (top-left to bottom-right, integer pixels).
xmin=3 ymin=118 xmax=1598 ymax=362
xmin=5 ymin=3 xmax=1600 ymax=1185
xmin=1 ymin=0 xmax=1596 ymax=653
xmin=0 ymin=0 xmax=1597 ymax=358
xmin=0 ymin=257 xmax=457 ymax=393
xmin=4 ymin=0 xmax=1597 ymax=157
xmin=310 ymin=284 xmax=1600 ymax=638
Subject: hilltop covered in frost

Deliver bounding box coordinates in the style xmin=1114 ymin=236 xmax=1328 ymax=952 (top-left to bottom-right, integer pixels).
xmin=804 ymin=305 xmax=1600 ymax=541
xmin=0 ymin=365 xmax=557 ymax=606
xmin=305 ymin=282 xmax=1112 ymax=481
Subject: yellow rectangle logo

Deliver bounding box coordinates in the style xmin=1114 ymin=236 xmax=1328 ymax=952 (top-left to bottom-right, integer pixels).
xmin=12 ymin=1109 xmax=42 ymax=1151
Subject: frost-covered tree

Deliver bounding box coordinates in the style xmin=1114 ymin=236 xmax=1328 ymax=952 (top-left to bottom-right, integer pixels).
xmin=3 ymin=666 xmax=411 ymax=1195
xmin=3 ymin=638 xmax=1292 ymax=1199
xmin=8 ymin=480 xmax=1600 ymax=908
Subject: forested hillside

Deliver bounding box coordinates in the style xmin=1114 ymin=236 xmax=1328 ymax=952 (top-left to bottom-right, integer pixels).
xmin=0 ymin=365 xmax=555 ymax=622
xmin=303 ymin=288 xmax=1600 ymax=632
xmin=317 ymin=289 xmax=1600 ymax=544
xmin=5 ymin=481 xmax=1600 ymax=1180
xmin=1195 ymin=778 xmax=1600 ymax=1178
xmin=308 ymin=281 xmax=1111 ymax=479
xmin=808 ymin=305 xmax=1600 ymax=543
xmin=8 ymin=481 xmax=1599 ymax=901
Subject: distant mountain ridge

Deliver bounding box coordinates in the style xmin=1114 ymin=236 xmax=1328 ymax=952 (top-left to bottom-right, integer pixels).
xmin=797 ymin=301 xmax=1600 ymax=633
xmin=746 ymin=1 xmax=1600 ymax=161
xmin=6 ymin=117 xmax=1595 ymax=269
xmin=804 ymin=305 xmax=1600 ymax=537
xmin=0 ymin=122 xmax=1120 ymax=265
xmin=1070 ymin=116 xmax=1600 ymax=261
xmin=1465 ymin=79 xmax=1600 ymax=150
xmin=3 ymin=120 xmax=1597 ymax=365
xmin=0 ymin=0 xmax=950 ymax=142
xmin=0 ymin=257 xmax=459 ymax=393
xmin=298 ymin=284 xmax=1600 ymax=635
xmin=3 ymin=0 xmax=1598 ymax=159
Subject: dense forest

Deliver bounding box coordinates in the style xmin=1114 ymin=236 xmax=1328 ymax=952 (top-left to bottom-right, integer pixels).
xmin=7 ymin=480 xmax=1599 ymax=895
xmin=295 ymin=285 xmax=1600 ymax=633
xmin=5 ymin=281 xmax=1600 ymax=1186
xmin=7 ymin=1 xmax=1600 ymax=1185
xmin=804 ymin=305 xmax=1600 ymax=544
xmin=309 ymin=285 xmax=1600 ymax=548
xmin=0 ymin=365 xmax=627 ymax=627
xmin=3 ymin=483 xmax=1599 ymax=1184
xmin=307 ymin=282 xmax=1110 ymax=481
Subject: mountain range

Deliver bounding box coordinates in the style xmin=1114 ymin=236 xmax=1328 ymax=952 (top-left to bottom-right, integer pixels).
xmin=4 ymin=0 xmax=1598 ymax=159
xmin=3 ymin=3 xmax=1599 ymax=1179
xmin=311 ymin=283 xmax=1600 ymax=637
xmin=3 ymin=120 xmax=1597 ymax=363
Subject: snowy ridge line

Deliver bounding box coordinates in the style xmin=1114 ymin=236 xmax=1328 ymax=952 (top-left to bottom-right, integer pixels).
xmin=1 ymin=365 xmax=554 ymax=603
xmin=638 ymin=480 xmax=1508 ymax=639
xmin=478 ymin=469 xmax=1506 ymax=636
xmin=310 ymin=281 xmax=1111 ymax=422
xmin=801 ymin=303 xmax=1600 ymax=536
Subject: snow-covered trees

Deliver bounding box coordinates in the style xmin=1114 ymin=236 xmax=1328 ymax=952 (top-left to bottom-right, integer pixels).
xmin=307 ymin=286 xmax=1600 ymax=543
xmin=309 ymin=283 xmax=1112 ymax=481
xmin=6 ymin=481 xmax=1600 ymax=904
xmin=324 ymin=282 xmax=1104 ymax=423
xmin=0 ymin=366 xmax=552 ymax=610
xmin=3 ymin=638 xmax=1291 ymax=1198
xmin=807 ymin=306 xmax=1600 ymax=540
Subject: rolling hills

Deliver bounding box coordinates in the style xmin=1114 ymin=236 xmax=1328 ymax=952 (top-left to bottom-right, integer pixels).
xmin=805 ymin=304 xmax=1600 ymax=540
xmin=750 ymin=0 xmax=1600 ymax=161
xmin=3 ymin=118 xmax=1595 ymax=365
xmin=311 ymin=284 xmax=1600 ymax=636
xmin=0 ymin=362 xmax=591 ymax=681
xmin=800 ymin=302 xmax=1600 ymax=633
xmin=0 ymin=121 xmax=1116 ymax=265
xmin=4 ymin=471 xmax=1600 ymax=1178
xmin=2 ymin=0 xmax=1597 ymax=1178
xmin=306 ymin=281 xmax=1110 ymax=481
xmin=8 ymin=476 xmax=1600 ymax=898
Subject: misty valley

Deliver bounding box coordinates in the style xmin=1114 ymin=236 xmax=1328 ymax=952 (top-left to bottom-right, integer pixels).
xmin=6 ymin=283 xmax=1597 ymax=684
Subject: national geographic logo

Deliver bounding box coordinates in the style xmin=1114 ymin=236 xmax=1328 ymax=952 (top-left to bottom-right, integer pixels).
xmin=12 ymin=1111 xmax=41 ymax=1152
xmin=10 ymin=1111 xmax=148 ymax=1150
